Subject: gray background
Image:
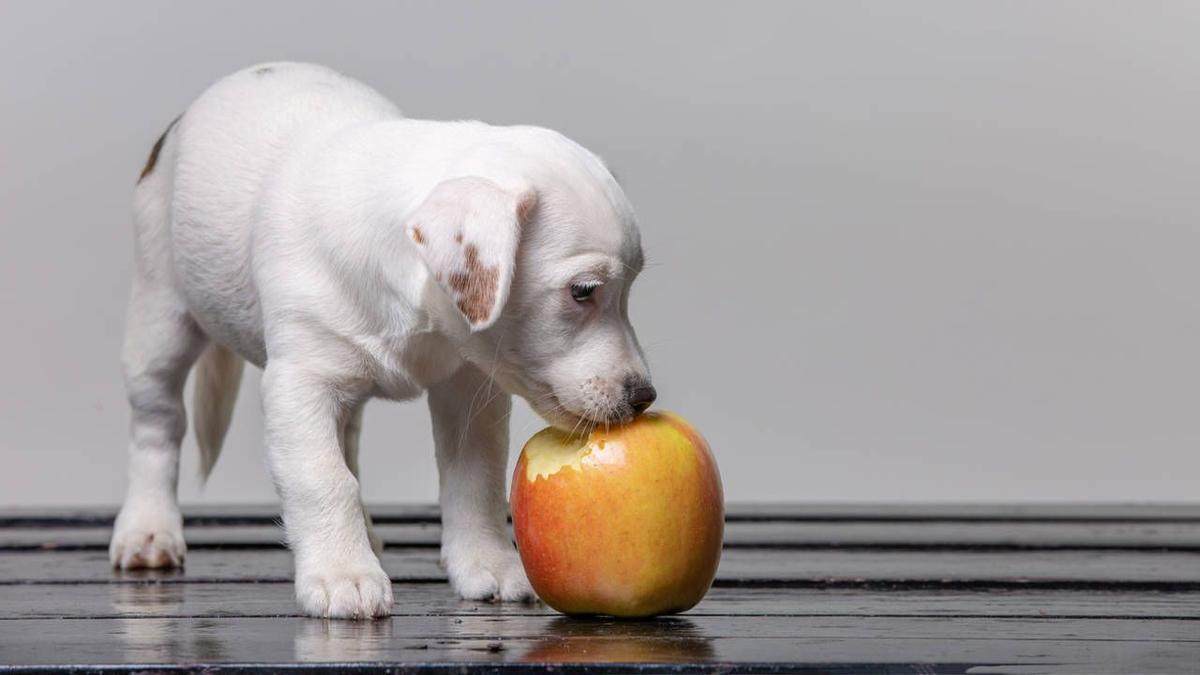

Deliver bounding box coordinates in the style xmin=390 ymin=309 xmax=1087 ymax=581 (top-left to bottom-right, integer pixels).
xmin=2 ymin=1 xmax=1197 ymax=507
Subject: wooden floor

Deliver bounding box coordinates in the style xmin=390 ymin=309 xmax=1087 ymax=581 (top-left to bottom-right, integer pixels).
xmin=2 ymin=504 xmax=1199 ymax=673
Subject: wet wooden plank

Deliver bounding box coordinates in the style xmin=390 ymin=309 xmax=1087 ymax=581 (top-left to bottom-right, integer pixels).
xmin=3 ymin=505 xmax=1200 ymax=674
xmin=718 ymin=502 xmax=1200 ymax=523
xmin=4 ymin=548 xmax=1200 ymax=588
xmin=1 ymin=614 xmax=1197 ymax=643
xmin=0 ymin=615 xmax=1196 ymax=671
xmin=8 ymin=520 xmax=1200 ymax=551
xmin=0 ymin=524 xmax=433 ymax=550
xmin=2 ymin=583 xmax=1199 ymax=620
xmin=5 ymin=502 xmax=1199 ymax=527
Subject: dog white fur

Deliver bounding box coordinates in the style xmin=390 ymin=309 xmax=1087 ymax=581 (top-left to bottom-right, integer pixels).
xmin=109 ymin=62 xmax=655 ymax=619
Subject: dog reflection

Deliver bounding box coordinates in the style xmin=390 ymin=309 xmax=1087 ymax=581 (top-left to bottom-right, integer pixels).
xmin=295 ymin=618 xmax=395 ymax=661
xmin=521 ymin=616 xmax=715 ymax=663
xmin=110 ymin=583 xmax=230 ymax=663
xmin=110 ymin=580 xmax=185 ymax=615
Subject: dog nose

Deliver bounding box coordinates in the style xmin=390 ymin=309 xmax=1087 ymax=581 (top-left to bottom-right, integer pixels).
xmin=625 ymin=380 xmax=657 ymax=416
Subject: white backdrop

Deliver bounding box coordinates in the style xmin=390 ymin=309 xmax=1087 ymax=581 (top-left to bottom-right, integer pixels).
xmin=1 ymin=1 xmax=1197 ymax=507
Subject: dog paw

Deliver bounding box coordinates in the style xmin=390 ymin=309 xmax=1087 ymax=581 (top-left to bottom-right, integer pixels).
xmin=109 ymin=505 xmax=186 ymax=569
xmin=296 ymin=562 xmax=393 ymax=619
xmin=443 ymin=542 xmax=536 ymax=602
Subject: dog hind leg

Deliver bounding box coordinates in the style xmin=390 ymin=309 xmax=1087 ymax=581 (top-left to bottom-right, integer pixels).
xmin=111 ymin=135 xmax=208 ymax=569
xmin=110 ymin=280 xmax=207 ymax=569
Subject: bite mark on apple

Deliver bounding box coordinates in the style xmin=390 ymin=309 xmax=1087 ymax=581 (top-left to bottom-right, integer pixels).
xmin=524 ymin=431 xmax=595 ymax=481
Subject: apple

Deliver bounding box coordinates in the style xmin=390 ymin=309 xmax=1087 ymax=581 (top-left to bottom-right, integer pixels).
xmin=510 ymin=411 xmax=723 ymax=617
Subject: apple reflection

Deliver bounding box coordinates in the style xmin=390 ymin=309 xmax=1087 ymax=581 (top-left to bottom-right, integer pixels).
xmin=521 ymin=616 xmax=715 ymax=663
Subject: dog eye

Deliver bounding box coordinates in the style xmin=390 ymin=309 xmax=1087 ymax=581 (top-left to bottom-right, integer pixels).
xmin=570 ymin=283 xmax=598 ymax=302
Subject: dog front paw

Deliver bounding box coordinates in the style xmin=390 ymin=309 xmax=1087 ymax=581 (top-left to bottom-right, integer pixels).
xmin=296 ymin=562 xmax=393 ymax=619
xmin=109 ymin=504 xmax=186 ymax=569
xmin=443 ymin=542 xmax=536 ymax=602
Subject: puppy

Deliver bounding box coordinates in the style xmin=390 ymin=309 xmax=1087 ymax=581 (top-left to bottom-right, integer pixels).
xmin=109 ymin=62 xmax=655 ymax=619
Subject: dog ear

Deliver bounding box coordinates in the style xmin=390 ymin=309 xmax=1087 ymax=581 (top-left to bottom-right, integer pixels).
xmin=404 ymin=176 xmax=537 ymax=331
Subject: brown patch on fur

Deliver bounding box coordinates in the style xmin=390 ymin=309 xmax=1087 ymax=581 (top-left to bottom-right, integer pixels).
xmin=138 ymin=116 xmax=180 ymax=183
xmin=253 ymin=66 xmax=274 ymax=76
xmin=448 ymin=244 xmax=499 ymax=325
xmin=515 ymin=190 xmax=538 ymax=223
xmin=454 ymin=232 xmax=463 ymax=244
xmin=411 ymin=226 xmax=425 ymax=245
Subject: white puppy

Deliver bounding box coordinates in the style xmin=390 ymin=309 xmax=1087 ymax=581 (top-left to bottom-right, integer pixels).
xmin=109 ymin=62 xmax=656 ymax=619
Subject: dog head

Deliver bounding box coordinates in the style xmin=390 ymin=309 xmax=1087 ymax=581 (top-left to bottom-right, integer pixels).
xmin=405 ymin=128 xmax=654 ymax=432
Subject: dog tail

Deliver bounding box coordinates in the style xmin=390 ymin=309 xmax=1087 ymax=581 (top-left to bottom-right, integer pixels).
xmin=192 ymin=342 xmax=244 ymax=482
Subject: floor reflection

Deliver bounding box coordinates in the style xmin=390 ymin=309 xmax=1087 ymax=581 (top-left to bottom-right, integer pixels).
xmin=110 ymin=582 xmax=229 ymax=663
xmin=100 ymin=581 xmax=715 ymax=665
xmin=294 ymin=618 xmax=395 ymax=661
xmin=520 ymin=616 xmax=716 ymax=663
xmin=110 ymin=581 xmax=186 ymax=616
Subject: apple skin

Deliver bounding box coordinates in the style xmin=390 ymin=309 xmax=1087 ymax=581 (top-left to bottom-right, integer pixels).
xmin=510 ymin=411 xmax=723 ymax=617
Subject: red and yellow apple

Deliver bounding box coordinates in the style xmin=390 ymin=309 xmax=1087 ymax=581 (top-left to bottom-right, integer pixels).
xmin=510 ymin=412 xmax=723 ymax=617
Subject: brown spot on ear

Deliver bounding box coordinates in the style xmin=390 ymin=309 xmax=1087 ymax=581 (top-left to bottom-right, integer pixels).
xmin=138 ymin=115 xmax=180 ymax=183
xmin=454 ymin=232 xmax=463 ymax=244
xmin=448 ymin=243 xmax=500 ymax=325
xmin=411 ymin=226 xmax=425 ymax=245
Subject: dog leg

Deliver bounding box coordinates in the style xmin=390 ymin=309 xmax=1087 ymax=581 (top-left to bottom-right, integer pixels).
xmin=262 ymin=360 xmax=392 ymax=619
xmin=110 ymin=283 xmax=206 ymax=569
xmin=341 ymin=403 xmax=382 ymax=558
xmin=428 ymin=364 xmax=535 ymax=602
